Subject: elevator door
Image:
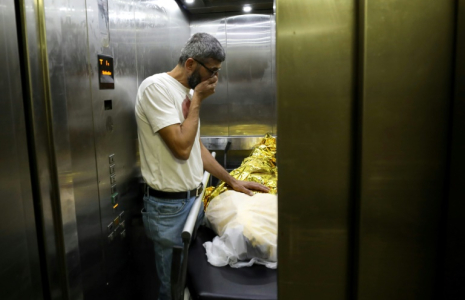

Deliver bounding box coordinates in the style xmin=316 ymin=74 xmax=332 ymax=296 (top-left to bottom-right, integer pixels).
xmin=0 ymin=0 xmax=43 ymax=299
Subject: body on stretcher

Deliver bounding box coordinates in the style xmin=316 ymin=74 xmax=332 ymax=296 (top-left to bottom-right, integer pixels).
xmin=170 ymin=152 xmax=277 ymax=300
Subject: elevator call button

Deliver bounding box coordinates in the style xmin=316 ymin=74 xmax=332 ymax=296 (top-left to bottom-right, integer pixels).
xmin=111 ymin=192 xmax=119 ymax=205
xmin=110 ymin=175 xmax=116 ymax=185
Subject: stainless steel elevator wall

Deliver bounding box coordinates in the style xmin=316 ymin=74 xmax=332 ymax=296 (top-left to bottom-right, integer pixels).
xmin=19 ymin=0 xmax=71 ymax=296
xmin=43 ymin=1 xmax=92 ymax=297
xmin=190 ymin=13 xmax=276 ymax=137
xmin=35 ymin=0 xmax=191 ymax=298
xmin=88 ymin=0 xmax=189 ymax=297
xmin=135 ymin=1 xmax=190 ymax=85
xmin=0 ymin=1 xmax=43 ymax=298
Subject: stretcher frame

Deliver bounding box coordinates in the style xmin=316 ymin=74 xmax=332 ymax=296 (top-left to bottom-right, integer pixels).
xmin=171 ymin=151 xmax=277 ymax=300
xmin=171 ymin=152 xmax=216 ymax=300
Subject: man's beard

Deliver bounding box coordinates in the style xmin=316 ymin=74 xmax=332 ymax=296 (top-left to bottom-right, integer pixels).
xmin=187 ymin=68 xmax=202 ymax=89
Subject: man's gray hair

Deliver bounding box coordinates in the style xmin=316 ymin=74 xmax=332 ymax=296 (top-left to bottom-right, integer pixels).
xmin=178 ymin=32 xmax=225 ymax=66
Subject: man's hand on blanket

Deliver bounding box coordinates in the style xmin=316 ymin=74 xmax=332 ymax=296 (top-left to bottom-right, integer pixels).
xmin=229 ymin=179 xmax=270 ymax=196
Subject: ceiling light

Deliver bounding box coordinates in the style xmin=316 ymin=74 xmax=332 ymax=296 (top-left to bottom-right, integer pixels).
xmin=186 ymin=0 xmax=194 ymax=4
xmin=243 ymin=5 xmax=252 ymax=13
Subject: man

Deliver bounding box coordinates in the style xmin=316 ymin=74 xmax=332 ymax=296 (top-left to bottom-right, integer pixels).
xmin=135 ymin=32 xmax=269 ymax=300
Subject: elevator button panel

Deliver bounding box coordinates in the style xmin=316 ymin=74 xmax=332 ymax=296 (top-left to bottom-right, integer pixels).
xmin=111 ymin=192 xmax=119 ymax=205
xmin=114 ymin=216 xmax=120 ymax=226
xmin=108 ymin=154 xmax=117 ymax=206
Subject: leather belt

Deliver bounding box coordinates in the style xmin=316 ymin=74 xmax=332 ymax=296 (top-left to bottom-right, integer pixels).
xmin=146 ymin=183 xmax=203 ymax=199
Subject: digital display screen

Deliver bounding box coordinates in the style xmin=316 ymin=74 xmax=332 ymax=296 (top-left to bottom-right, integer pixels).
xmin=98 ymin=54 xmax=114 ymax=89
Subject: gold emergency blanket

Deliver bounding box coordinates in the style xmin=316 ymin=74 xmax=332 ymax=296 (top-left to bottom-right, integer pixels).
xmin=203 ymin=133 xmax=277 ymax=211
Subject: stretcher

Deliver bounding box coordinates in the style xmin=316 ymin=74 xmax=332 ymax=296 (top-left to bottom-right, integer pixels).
xmin=171 ymin=152 xmax=277 ymax=300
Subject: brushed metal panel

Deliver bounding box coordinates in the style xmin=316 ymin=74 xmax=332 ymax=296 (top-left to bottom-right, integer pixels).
xmin=43 ymin=0 xmax=104 ymax=298
xmin=87 ymin=0 xmax=191 ymax=298
xmin=358 ymin=1 xmax=456 ymax=299
xmin=271 ymin=13 xmax=276 ymax=135
xmin=439 ymin=0 xmax=465 ymax=298
xmin=276 ymin=0 xmax=355 ymax=299
xmin=87 ymin=0 xmax=140 ymax=296
xmin=0 ymin=1 xmax=43 ymax=298
xmin=42 ymin=1 xmax=96 ymax=298
xmin=168 ymin=2 xmax=191 ymax=67
xmin=189 ymin=13 xmax=276 ymax=137
xmin=190 ymin=14 xmax=229 ymax=136
xmin=227 ymin=14 xmax=274 ymax=136
xmin=20 ymin=0 xmax=68 ymax=297
xmin=135 ymin=0 xmax=172 ymax=85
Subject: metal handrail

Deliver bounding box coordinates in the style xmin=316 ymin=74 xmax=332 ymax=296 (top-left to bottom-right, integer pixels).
xmin=171 ymin=152 xmax=216 ymax=300
xmin=182 ymin=151 xmax=215 ymax=244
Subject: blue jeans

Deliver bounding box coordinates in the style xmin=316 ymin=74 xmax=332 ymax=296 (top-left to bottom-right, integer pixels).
xmin=141 ymin=193 xmax=205 ymax=300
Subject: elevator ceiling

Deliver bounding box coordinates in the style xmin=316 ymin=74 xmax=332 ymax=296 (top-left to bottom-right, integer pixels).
xmin=177 ymin=0 xmax=274 ymax=14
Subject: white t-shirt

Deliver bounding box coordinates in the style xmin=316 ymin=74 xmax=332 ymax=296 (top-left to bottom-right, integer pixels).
xmin=135 ymin=73 xmax=203 ymax=192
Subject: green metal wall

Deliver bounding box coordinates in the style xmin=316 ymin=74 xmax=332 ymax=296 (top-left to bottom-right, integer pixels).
xmin=277 ymin=0 xmax=461 ymax=299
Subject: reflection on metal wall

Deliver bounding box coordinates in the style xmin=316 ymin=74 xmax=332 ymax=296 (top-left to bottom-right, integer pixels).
xmin=0 ymin=1 xmax=43 ymax=298
xmin=136 ymin=1 xmax=190 ymax=85
xmin=19 ymin=0 xmax=72 ymax=297
xmin=191 ymin=13 xmax=276 ymax=137
xmin=227 ymin=15 xmax=274 ymax=136
xmin=43 ymin=0 xmax=102 ymax=297
xmin=191 ymin=14 xmax=229 ymax=136
xmin=169 ymin=4 xmax=191 ymax=67
xmin=136 ymin=2 xmax=170 ymax=82
xmin=276 ymin=0 xmax=356 ymax=299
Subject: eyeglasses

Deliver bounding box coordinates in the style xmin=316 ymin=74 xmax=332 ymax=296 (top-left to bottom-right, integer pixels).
xmin=193 ymin=58 xmax=220 ymax=77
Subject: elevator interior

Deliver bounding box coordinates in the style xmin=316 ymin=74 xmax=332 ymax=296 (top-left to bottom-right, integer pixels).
xmin=2 ymin=0 xmax=465 ymax=299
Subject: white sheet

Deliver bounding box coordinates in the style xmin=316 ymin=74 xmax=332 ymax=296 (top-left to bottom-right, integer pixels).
xmin=203 ymin=190 xmax=277 ymax=268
